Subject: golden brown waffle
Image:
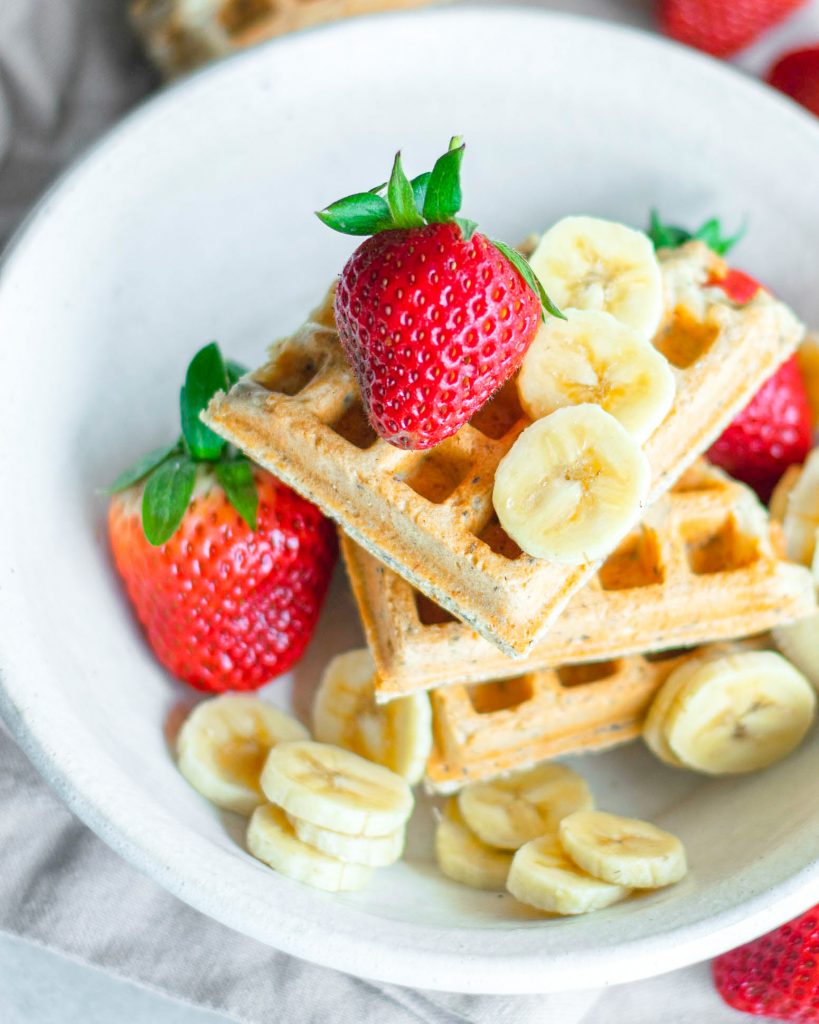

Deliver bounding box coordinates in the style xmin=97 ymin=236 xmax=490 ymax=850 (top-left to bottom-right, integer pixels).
xmin=130 ymin=0 xmax=430 ymax=78
xmin=204 ymin=241 xmax=804 ymax=656
xmin=426 ymin=648 xmax=705 ymax=792
xmin=342 ymin=462 xmax=818 ymax=699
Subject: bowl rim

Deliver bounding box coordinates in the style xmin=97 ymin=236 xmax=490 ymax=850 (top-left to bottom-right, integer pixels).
xmin=2 ymin=4 xmax=819 ymax=994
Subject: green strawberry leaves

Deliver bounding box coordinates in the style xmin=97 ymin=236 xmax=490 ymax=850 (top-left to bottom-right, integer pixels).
xmin=109 ymin=342 xmax=260 ymax=546
xmin=422 ymin=136 xmax=464 ymax=224
xmin=181 ymin=342 xmax=229 ymax=460
xmin=317 ymin=137 xmax=562 ymax=322
xmin=648 ymin=209 xmax=745 ymax=257
xmin=491 ymin=240 xmax=566 ymax=323
xmin=108 ymin=441 xmax=182 ymax=494
xmin=141 ymin=454 xmax=197 ymax=546
xmin=216 ymin=459 xmax=258 ymax=531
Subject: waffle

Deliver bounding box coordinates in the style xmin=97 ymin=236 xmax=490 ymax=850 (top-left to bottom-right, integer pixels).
xmin=342 ymin=462 xmax=818 ymax=699
xmin=204 ymin=241 xmax=804 ymax=656
xmin=426 ymin=647 xmax=706 ymax=792
xmin=130 ymin=0 xmax=430 ymax=78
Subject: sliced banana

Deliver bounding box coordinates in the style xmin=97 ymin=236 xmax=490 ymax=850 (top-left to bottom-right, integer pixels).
xmin=458 ymin=762 xmax=593 ymax=851
xmin=662 ymin=651 xmax=816 ymax=774
xmin=517 ymin=309 xmax=675 ymax=443
xmin=287 ymin=813 xmax=405 ymax=867
xmin=798 ymin=333 xmax=819 ymax=428
xmin=176 ymin=696 xmax=309 ymax=815
xmin=559 ymin=809 xmax=687 ymax=889
xmin=529 ymin=216 xmax=664 ymax=341
xmin=642 ymin=657 xmax=701 ymax=769
xmin=493 ymin=404 xmax=650 ymax=564
xmin=247 ymin=803 xmax=372 ymax=892
xmin=260 ymin=740 xmax=414 ymax=837
xmin=769 ymin=464 xmax=803 ymax=525
xmin=507 ymin=835 xmax=631 ymax=916
xmin=312 ymin=649 xmax=432 ymax=785
xmin=774 ymin=614 xmax=819 ymax=688
xmin=435 ymin=799 xmax=513 ymax=890
xmin=782 ymin=449 xmax=819 ymax=566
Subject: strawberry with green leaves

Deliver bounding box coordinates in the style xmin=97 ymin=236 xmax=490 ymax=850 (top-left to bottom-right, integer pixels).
xmin=649 ymin=211 xmax=812 ymax=502
xmin=108 ymin=344 xmax=337 ymax=693
xmin=318 ymin=138 xmax=563 ymax=450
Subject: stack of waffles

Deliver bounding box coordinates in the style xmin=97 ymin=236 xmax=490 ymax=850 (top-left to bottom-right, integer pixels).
xmin=204 ymin=239 xmax=818 ymax=792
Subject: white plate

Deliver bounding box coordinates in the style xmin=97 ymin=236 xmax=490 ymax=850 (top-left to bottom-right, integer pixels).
xmin=1 ymin=6 xmax=819 ymax=995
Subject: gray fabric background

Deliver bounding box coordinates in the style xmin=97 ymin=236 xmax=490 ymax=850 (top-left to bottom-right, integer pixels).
xmin=1 ymin=1 xmax=816 ymax=1020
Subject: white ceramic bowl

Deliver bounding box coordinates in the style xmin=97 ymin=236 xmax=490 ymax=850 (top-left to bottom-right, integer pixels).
xmin=1 ymin=7 xmax=819 ymax=995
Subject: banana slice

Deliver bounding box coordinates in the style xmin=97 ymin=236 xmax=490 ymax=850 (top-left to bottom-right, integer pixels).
xmin=642 ymin=654 xmax=717 ymax=768
xmin=287 ymin=813 xmax=405 ymax=866
xmin=529 ymin=216 xmax=664 ymax=341
xmin=774 ymin=614 xmax=819 ymax=688
xmin=798 ymin=334 xmax=819 ymax=428
xmin=247 ymin=803 xmax=372 ymax=892
xmin=558 ymin=810 xmax=687 ymax=888
xmin=782 ymin=449 xmax=819 ymax=566
xmin=435 ymin=799 xmax=513 ymax=890
xmin=507 ymin=835 xmax=631 ymax=915
xmin=176 ymin=696 xmax=309 ymax=815
xmin=769 ymin=464 xmax=803 ymax=525
xmin=662 ymin=651 xmax=816 ymax=774
xmin=458 ymin=762 xmax=593 ymax=851
xmin=312 ymin=649 xmax=432 ymax=785
xmin=260 ymin=740 xmax=414 ymax=837
xmin=492 ymin=404 xmax=650 ymax=564
xmin=517 ymin=309 xmax=675 ymax=443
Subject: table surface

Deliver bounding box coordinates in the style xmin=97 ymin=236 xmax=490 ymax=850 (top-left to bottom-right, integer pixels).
xmin=1 ymin=0 xmax=817 ymax=1021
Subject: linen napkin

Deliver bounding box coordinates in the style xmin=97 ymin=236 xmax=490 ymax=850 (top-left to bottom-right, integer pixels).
xmin=0 ymin=1 xmax=814 ymax=1022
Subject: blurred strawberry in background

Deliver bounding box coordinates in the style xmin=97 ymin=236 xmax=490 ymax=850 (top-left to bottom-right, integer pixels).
xmin=768 ymin=45 xmax=819 ymax=116
xmin=659 ymin=0 xmax=808 ymax=57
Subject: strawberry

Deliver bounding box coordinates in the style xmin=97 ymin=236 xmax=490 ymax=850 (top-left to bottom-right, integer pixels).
xmin=768 ymin=45 xmax=819 ymax=118
xmin=714 ymin=904 xmax=819 ymax=1021
xmin=108 ymin=344 xmax=337 ymax=692
xmin=649 ymin=211 xmax=812 ymax=501
xmin=659 ymin=0 xmax=807 ymax=58
xmin=317 ymin=138 xmax=562 ymax=450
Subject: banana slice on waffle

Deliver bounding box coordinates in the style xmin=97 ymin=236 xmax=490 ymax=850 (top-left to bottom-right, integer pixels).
xmin=493 ymin=404 xmax=650 ymax=563
xmin=458 ymin=762 xmax=593 ymax=850
xmin=517 ymin=309 xmax=675 ymax=442
xmin=435 ymin=799 xmax=513 ymax=890
xmin=261 ymin=740 xmax=414 ymax=837
xmin=177 ymin=696 xmax=309 ymax=815
xmin=507 ymin=835 xmax=631 ymax=915
xmin=313 ymin=649 xmax=432 ymax=784
xmin=528 ymin=216 xmax=664 ymax=341
xmin=559 ymin=810 xmax=687 ymax=888
xmin=247 ymin=804 xmax=373 ymax=892
xmin=781 ymin=450 xmax=819 ymax=565
xmin=644 ymin=650 xmax=815 ymax=774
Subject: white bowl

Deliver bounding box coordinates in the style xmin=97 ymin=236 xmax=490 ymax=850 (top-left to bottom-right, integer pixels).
xmin=1 ymin=7 xmax=819 ymax=995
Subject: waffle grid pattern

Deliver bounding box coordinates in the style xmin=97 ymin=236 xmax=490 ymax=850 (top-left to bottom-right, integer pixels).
xmin=204 ymin=242 xmax=804 ymax=655
xmin=425 ymin=649 xmax=699 ymax=792
xmin=342 ymin=464 xmax=817 ymax=699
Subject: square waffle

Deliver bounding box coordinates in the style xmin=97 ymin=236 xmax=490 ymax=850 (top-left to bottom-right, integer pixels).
xmin=204 ymin=241 xmax=804 ymax=656
xmin=341 ymin=462 xmax=818 ymax=699
xmin=425 ymin=647 xmax=708 ymax=792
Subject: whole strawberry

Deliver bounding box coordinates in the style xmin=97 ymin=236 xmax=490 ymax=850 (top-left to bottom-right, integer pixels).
xmin=649 ymin=212 xmax=812 ymax=501
xmin=318 ymin=138 xmax=562 ymax=449
xmin=714 ymin=904 xmax=819 ymax=1021
xmin=659 ymin=0 xmax=807 ymax=58
xmin=768 ymin=46 xmax=819 ymax=118
xmin=108 ymin=344 xmax=337 ymax=692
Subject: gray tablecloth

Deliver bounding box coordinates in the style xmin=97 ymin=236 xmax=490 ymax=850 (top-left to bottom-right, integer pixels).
xmin=2 ymin=1 xmax=816 ymax=1020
